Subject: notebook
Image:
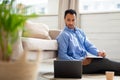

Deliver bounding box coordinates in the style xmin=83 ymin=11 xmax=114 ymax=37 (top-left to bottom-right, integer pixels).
xmin=54 ymin=60 xmax=82 ymax=78
xmin=87 ymin=53 xmax=103 ymax=58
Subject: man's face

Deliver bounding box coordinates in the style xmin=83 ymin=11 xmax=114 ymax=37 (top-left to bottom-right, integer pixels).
xmin=64 ymin=13 xmax=76 ymax=29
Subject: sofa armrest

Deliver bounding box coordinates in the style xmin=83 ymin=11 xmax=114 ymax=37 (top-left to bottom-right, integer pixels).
xmin=49 ymin=29 xmax=61 ymax=39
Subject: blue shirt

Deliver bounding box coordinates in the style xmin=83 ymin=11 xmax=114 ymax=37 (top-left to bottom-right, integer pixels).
xmin=56 ymin=26 xmax=99 ymax=61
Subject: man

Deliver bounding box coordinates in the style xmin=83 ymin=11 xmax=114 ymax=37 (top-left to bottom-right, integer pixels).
xmin=56 ymin=9 xmax=120 ymax=75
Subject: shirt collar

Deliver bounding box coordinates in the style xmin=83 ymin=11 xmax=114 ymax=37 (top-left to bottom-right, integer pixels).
xmin=64 ymin=26 xmax=78 ymax=32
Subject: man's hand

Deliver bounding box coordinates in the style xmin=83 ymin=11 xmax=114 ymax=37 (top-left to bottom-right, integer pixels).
xmin=98 ymin=50 xmax=106 ymax=57
xmin=82 ymin=58 xmax=92 ymax=66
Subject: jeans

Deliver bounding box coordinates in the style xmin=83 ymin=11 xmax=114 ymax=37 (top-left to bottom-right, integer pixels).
xmin=83 ymin=58 xmax=120 ymax=75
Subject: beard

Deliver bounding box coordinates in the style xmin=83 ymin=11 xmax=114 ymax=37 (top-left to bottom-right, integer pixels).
xmin=66 ymin=24 xmax=75 ymax=29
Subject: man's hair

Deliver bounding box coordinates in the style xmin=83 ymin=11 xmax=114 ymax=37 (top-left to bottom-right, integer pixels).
xmin=64 ymin=9 xmax=77 ymax=18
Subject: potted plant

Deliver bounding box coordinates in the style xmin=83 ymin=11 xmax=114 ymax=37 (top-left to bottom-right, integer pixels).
xmin=0 ymin=0 xmax=37 ymax=61
xmin=0 ymin=0 xmax=40 ymax=80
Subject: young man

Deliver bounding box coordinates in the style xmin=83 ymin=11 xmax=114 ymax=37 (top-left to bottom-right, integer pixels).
xmin=56 ymin=9 xmax=120 ymax=75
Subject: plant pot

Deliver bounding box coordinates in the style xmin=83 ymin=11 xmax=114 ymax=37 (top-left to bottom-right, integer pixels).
xmin=0 ymin=50 xmax=40 ymax=80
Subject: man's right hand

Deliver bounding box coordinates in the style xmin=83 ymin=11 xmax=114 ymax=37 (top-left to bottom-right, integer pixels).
xmin=82 ymin=58 xmax=92 ymax=66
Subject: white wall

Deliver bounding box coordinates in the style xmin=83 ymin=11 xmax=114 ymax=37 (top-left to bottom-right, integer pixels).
xmin=80 ymin=12 xmax=120 ymax=60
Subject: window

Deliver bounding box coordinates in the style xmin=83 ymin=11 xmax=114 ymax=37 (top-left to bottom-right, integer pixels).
xmin=16 ymin=0 xmax=59 ymax=15
xmin=79 ymin=0 xmax=120 ymax=13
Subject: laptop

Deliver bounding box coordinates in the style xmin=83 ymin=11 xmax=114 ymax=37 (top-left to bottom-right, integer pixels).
xmin=54 ymin=60 xmax=82 ymax=78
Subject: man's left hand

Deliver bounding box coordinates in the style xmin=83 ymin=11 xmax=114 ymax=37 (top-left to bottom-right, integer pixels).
xmin=98 ymin=50 xmax=106 ymax=57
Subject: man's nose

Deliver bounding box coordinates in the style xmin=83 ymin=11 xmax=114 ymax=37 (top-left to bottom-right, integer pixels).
xmin=69 ymin=21 xmax=73 ymax=25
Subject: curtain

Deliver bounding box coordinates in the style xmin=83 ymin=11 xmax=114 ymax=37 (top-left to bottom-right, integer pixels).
xmin=58 ymin=0 xmax=80 ymax=29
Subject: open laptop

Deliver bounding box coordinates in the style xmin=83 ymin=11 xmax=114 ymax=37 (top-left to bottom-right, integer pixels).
xmin=54 ymin=60 xmax=82 ymax=78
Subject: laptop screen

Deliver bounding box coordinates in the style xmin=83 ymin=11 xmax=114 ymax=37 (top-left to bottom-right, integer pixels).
xmin=54 ymin=60 xmax=82 ymax=78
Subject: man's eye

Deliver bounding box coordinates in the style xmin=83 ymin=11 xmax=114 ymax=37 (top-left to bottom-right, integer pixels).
xmin=72 ymin=19 xmax=75 ymax=21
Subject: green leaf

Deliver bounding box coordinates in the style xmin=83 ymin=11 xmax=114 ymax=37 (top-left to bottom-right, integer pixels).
xmin=0 ymin=0 xmax=38 ymax=61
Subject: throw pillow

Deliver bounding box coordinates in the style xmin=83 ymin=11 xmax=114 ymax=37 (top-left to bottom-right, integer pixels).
xmin=23 ymin=20 xmax=51 ymax=39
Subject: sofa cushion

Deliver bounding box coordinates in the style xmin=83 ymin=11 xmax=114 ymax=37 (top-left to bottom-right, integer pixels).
xmin=49 ymin=30 xmax=61 ymax=39
xmin=22 ymin=37 xmax=58 ymax=50
xmin=23 ymin=20 xmax=51 ymax=39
